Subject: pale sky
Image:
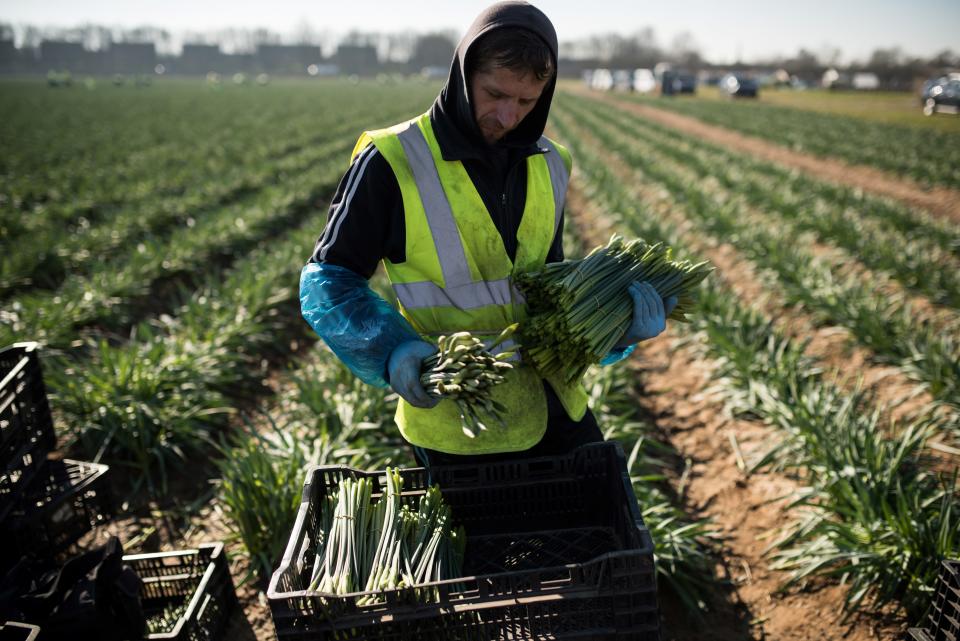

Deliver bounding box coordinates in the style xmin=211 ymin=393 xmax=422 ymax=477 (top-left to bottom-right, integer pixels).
xmin=1 ymin=0 xmax=957 ymax=64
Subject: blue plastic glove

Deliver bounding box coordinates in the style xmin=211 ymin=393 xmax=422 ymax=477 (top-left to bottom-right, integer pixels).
xmin=387 ymin=340 xmax=441 ymax=409
xmin=613 ymin=281 xmax=678 ymax=349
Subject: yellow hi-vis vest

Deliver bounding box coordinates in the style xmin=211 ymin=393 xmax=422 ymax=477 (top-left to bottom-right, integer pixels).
xmin=353 ymin=112 xmax=589 ymax=455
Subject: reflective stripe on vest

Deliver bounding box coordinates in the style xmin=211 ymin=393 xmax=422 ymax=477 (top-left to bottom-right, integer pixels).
xmin=396 ymin=123 xmax=473 ymax=289
xmin=392 ymin=278 xmax=524 ymax=311
xmin=538 ymin=136 xmax=568 ymax=241
xmin=392 ymin=122 xmax=568 ymax=313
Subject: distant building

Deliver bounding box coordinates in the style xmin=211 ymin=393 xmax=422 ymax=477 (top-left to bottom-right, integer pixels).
xmin=335 ymin=44 xmax=378 ymax=76
xmin=108 ymin=42 xmax=156 ymax=74
xmin=39 ymin=40 xmax=88 ymax=72
xmin=256 ymin=44 xmax=321 ymax=74
xmin=179 ymin=43 xmax=223 ymax=75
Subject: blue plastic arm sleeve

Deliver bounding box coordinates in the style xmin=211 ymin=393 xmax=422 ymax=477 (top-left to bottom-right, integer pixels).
xmin=599 ymin=343 xmax=636 ymax=367
xmin=299 ymin=262 xmax=421 ymax=388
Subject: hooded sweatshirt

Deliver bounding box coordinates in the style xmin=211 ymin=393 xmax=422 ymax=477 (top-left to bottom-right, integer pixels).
xmin=310 ymin=0 xmax=566 ymax=276
xmin=301 ymin=3 xmax=623 ymax=429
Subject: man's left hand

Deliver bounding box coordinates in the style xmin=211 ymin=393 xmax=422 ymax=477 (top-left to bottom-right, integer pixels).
xmin=613 ymin=281 xmax=678 ymax=349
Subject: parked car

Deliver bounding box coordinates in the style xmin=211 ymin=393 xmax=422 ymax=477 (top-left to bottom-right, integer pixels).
xmin=632 ymin=68 xmax=656 ymax=93
xmin=921 ymin=75 xmax=960 ymax=116
xmin=660 ymin=70 xmax=696 ymax=96
xmin=590 ymin=68 xmax=613 ymax=91
xmin=719 ymin=73 xmax=759 ymax=98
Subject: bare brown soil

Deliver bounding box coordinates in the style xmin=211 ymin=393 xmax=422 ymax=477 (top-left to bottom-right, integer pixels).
xmin=637 ymin=330 xmax=905 ymax=641
xmin=566 ymin=84 xmax=960 ymax=226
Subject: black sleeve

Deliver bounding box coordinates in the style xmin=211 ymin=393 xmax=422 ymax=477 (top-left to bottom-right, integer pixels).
xmin=308 ymin=144 xmax=406 ymax=278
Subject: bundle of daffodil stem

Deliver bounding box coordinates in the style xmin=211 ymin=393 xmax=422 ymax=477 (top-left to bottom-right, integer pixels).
xmin=515 ymin=235 xmax=712 ymax=385
xmin=419 ymin=324 xmax=518 ymax=438
xmin=308 ymin=469 xmax=465 ymax=604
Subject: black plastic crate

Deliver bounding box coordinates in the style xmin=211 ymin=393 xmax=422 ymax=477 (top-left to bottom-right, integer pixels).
xmin=0 ymin=622 xmax=40 ymax=641
xmin=124 ymin=542 xmax=238 ymax=641
xmin=909 ymin=629 xmax=934 ymax=641
xmin=268 ymin=441 xmax=660 ymax=640
xmin=2 ymin=457 xmax=113 ymax=566
xmin=926 ymin=560 xmax=960 ymax=641
xmin=1 ymin=341 xmax=114 ymax=568
xmin=0 ymin=342 xmax=56 ymax=518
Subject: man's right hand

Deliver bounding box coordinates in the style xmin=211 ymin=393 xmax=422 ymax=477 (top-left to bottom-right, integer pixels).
xmin=387 ymin=340 xmax=441 ymax=408
xmin=613 ymin=281 xmax=678 ymax=349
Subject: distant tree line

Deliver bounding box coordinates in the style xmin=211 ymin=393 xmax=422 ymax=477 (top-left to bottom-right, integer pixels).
xmin=0 ymin=21 xmax=955 ymax=89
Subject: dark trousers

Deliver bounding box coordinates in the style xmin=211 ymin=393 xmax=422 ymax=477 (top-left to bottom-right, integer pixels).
xmin=411 ymin=382 xmax=604 ymax=470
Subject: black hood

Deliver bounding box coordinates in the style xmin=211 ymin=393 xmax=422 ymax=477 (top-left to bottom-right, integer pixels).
xmin=429 ymin=1 xmax=559 ymax=160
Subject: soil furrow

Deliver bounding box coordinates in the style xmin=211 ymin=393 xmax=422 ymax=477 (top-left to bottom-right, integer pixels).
xmin=565 ymin=181 xmax=906 ymax=640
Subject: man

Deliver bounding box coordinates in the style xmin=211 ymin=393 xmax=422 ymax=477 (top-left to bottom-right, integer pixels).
xmin=300 ymin=1 xmax=675 ymax=472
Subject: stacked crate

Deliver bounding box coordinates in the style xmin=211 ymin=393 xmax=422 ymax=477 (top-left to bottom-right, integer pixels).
xmin=1 ymin=343 xmax=240 ymax=640
xmin=0 ymin=342 xmax=113 ymax=569
xmin=125 ymin=543 xmax=239 ymax=640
